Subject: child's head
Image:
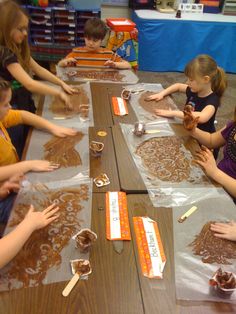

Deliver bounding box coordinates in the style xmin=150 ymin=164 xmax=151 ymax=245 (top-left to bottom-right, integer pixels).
xmin=84 ymin=18 xmax=107 ymax=51
xmin=0 ymin=79 xmax=12 ymax=121
xmin=184 ymin=54 xmax=227 ymax=98
xmin=0 ymin=0 xmax=30 ymax=71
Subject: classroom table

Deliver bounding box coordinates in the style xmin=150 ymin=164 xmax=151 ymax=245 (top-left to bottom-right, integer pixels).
xmin=0 ymin=193 xmax=143 ymax=314
xmin=112 ymin=123 xmax=205 ymax=193
xmin=1 ymin=82 xmax=236 ymax=313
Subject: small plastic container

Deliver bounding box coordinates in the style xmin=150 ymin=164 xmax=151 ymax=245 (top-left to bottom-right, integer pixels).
xmin=106 ymin=18 xmax=136 ymax=32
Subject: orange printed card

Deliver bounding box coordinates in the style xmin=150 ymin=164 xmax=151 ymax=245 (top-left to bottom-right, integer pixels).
xmin=106 ymin=192 xmax=131 ymax=240
xmin=112 ymin=97 xmax=128 ymax=116
xmin=133 ymin=217 xmax=166 ymax=278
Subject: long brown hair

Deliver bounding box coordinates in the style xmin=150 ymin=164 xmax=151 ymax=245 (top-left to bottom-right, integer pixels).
xmin=0 ymin=0 xmax=31 ymax=72
xmin=184 ymin=54 xmax=227 ymax=98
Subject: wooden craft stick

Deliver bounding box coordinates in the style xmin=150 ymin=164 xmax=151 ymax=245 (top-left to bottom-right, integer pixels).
xmin=178 ymin=206 xmax=197 ymax=223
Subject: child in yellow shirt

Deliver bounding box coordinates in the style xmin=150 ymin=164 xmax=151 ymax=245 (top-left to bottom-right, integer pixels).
xmin=58 ymin=18 xmax=131 ymax=70
xmin=0 ymin=79 xmax=77 ymax=180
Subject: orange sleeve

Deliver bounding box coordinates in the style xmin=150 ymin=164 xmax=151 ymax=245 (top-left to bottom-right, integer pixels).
xmin=2 ymin=110 xmax=23 ymax=128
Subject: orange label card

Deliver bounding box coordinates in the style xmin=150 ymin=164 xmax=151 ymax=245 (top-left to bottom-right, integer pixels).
xmin=112 ymin=97 xmax=128 ymax=116
xmin=106 ymin=192 xmax=131 ymax=240
xmin=133 ymin=217 xmax=166 ymax=278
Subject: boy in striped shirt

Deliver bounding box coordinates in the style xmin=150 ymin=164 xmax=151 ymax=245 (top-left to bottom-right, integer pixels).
xmin=58 ymin=18 xmax=131 ymax=70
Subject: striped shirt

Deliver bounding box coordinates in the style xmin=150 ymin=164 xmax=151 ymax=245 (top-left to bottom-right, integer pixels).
xmin=66 ymin=47 xmax=122 ymax=68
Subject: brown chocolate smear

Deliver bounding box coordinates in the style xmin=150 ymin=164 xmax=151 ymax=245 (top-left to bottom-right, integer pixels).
xmin=215 ymin=268 xmax=236 ymax=289
xmin=189 ymin=222 xmax=236 ymax=265
xmin=50 ymin=86 xmax=89 ymax=117
xmin=69 ymin=69 xmax=124 ymax=82
xmin=76 ymin=230 xmax=96 ymax=252
xmin=43 ymin=132 xmax=84 ymax=168
xmin=140 ymin=91 xmax=176 ymax=114
xmin=73 ymin=260 xmax=91 ymax=275
xmin=135 ymin=136 xmax=190 ymax=182
xmin=0 ymin=184 xmax=89 ymax=289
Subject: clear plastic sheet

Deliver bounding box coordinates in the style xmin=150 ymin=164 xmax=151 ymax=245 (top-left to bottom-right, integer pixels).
xmin=173 ymin=195 xmax=236 ymax=303
xmin=0 ymin=178 xmax=93 ymax=291
xmin=125 ymin=83 xmax=180 ymax=124
xmin=25 ymin=126 xmax=89 ymax=183
xmin=41 ymin=82 xmax=94 ymax=127
xmin=56 ymin=65 xmax=139 ymax=84
xmin=120 ymin=123 xmax=221 ymax=207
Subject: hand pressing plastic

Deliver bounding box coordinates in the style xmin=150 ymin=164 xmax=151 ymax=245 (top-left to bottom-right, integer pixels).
xmin=211 ymin=221 xmax=236 ymax=241
xmin=59 ymin=57 xmax=77 ymax=67
xmin=194 ymin=146 xmax=217 ymax=178
xmin=61 ymin=82 xmax=78 ymax=95
xmin=25 ymin=203 xmax=60 ymax=230
xmin=145 ymin=92 xmax=164 ymax=102
xmin=50 ymin=125 xmax=78 ymax=137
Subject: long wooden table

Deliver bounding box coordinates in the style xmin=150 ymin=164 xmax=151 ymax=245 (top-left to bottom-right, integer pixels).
xmin=1 ymin=82 xmax=236 ymax=313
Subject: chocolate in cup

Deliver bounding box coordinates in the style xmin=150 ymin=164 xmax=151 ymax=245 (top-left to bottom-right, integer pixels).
xmin=73 ymin=228 xmax=97 ymax=253
xmin=90 ymin=141 xmax=104 ymax=157
xmin=209 ymin=268 xmax=236 ymax=298
xmin=70 ymin=259 xmax=92 ymax=276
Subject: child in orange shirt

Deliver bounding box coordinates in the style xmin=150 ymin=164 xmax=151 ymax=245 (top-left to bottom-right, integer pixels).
xmin=58 ymin=18 xmax=131 ymax=70
xmin=0 ymin=79 xmax=77 ymax=180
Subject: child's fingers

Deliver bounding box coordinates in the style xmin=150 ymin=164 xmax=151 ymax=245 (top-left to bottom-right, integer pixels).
xmin=28 ymin=204 xmax=35 ymax=213
xmin=43 ymin=203 xmax=58 ymax=215
xmin=46 ymin=214 xmax=60 ymax=225
xmin=44 ymin=206 xmax=60 ymax=218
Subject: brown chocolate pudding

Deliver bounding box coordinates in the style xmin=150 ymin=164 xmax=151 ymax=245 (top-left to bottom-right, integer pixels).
xmin=72 ymin=260 xmax=91 ymax=275
xmin=43 ymin=132 xmax=84 ymax=168
xmin=140 ymin=91 xmax=176 ymax=114
xmin=75 ymin=229 xmax=97 ymax=253
xmin=135 ymin=136 xmax=190 ymax=182
xmin=68 ymin=69 xmax=124 ymax=82
xmin=50 ymin=86 xmax=89 ymax=117
xmin=215 ymin=268 xmax=236 ymax=289
xmin=189 ymin=222 xmax=236 ymax=264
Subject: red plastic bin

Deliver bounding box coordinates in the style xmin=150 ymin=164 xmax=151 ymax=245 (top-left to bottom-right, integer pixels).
xmin=106 ymin=18 xmax=136 ymax=32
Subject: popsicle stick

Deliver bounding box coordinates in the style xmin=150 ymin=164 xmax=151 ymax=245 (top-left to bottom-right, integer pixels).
xmin=62 ymin=272 xmax=80 ymax=297
xmin=145 ymin=130 xmax=161 ymax=134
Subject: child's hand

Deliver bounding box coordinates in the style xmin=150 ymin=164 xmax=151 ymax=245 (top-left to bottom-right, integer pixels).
xmin=145 ymin=93 xmax=164 ymax=102
xmin=58 ymin=58 xmax=77 ymax=67
xmin=51 ymin=125 xmax=77 ymax=137
xmin=155 ymin=109 xmax=174 ymax=118
xmin=61 ymin=82 xmax=78 ymax=95
xmin=59 ymin=92 xmax=73 ymax=110
xmin=25 ymin=204 xmax=60 ymax=230
xmin=183 ymin=109 xmax=200 ymax=131
xmin=210 ymin=221 xmax=236 ymax=241
xmin=0 ymin=173 xmax=24 ymax=199
xmin=29 ymin=160 xmax=60 ymax=172
xmin=193 ymin=146 xmax=217 ymax=178
xmin=104 ymin=60 xmax=117 ymax=68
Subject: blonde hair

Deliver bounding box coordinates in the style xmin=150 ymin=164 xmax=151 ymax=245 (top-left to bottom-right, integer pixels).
xmin=0 ymin=78 xmax=11 ymax=102
xmin=0 ymin=0 xmax=31 ymax=72
xmin=184 ymin=54 xmax=227 ymax=98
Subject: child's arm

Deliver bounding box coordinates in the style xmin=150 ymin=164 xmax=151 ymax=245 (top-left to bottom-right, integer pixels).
xmin=210 ymin=221 xmax=236 ymax=241
xmin=0 ymin=174 xmax=23 ymax=199
xmin=30 ymin=58 xmax=77 ymax=95
xmin=58 ymin=57 xmax=77 ymax=67
xmin=0 ymin=161 xmax=59 ymax=181
xmin=190 ymin=125 xmax=226 ymax=149
xmin=20 ymin=110 xmax=77 ymax=137
xmin=7 ymin=63 xmax=72 ymax=108
xmin=155 ymin=104 xmax=216 ymax=121
xmin=104 ymin=59 xmax=131 ymax=69
xmin=0 ymin=203 xmax=59 ymax=269
xmin=146 ymin=83 xmax=188 ymax=101
xmin=194 ymin=146 xmax=236 ymax=198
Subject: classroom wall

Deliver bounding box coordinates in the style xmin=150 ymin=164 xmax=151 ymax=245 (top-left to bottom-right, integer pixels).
xmin=101 ymin=4 xmax=131 ymax=19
